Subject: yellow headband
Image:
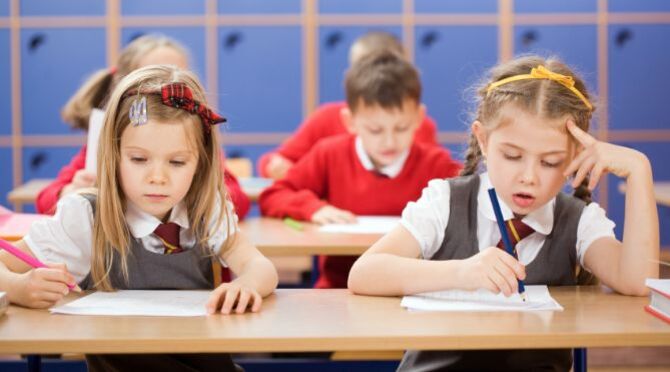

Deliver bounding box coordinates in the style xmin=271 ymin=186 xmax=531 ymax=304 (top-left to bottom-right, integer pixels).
xmin=486 ymin=65 xmax=593 ymax=111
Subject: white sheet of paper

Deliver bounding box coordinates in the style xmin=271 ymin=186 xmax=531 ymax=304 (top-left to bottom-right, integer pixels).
xmin=50 ymin=290 xmax=211 ymax=317
xmin=318 ymin=216 xmax=400 ymax=234
xmin=401 ymin=285 xmax=563 ymax=312
xmin=84 ymin=108 xmax=105 ymax=174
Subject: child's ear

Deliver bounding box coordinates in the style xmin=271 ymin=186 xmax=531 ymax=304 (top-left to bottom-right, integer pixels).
xmin=471 ymin=121 xmax=488 ymax=157
xmin=415 ymin=103 xmax=426 ymax=129
xmin=340 ymin=107 xmax=357 ymax=134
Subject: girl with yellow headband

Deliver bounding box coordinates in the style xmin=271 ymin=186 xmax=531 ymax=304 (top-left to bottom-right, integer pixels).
xmin=348 ymin=55 xmax=659 ymax=371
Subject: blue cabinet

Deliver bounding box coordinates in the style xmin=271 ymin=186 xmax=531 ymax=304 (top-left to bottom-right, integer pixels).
xmin=609 ymin=0 xmax=670 ymax=12
xmin=0 ymin=29 xmax=9 ymax=135
xmin=22 ymin=146 xmax=81 ymax=181
xmin=218 ymin=26 xmax=302 ymax=133
xmin=415 ymin=0 xmax=497 ymax=13
xmin=0 ymin=0 xmax=8 ymax=17
xmin=21 ymin=28 xmax=106 ymax=135
xmin=121 ymin=0 xmax=205 ymax=15
xmin=219 ymin=0 xmax=301 ymax=14
xmin=121 ymin=27 xmax=207 ymax=87
xmin=609 ymin=24 xmax=670 ymax=130
xmin=606 ymin=141 xmax=670 ymax=247
xmin=0 ymin=148 xmax=11 ymax=207
xmin=319 ymin=0 xmax=402 ymax=14
xmin=319 ymin=26 xmax=401 ymax=104
xmin=20 ymin=0 xmax=105 ymax=16
xmin=414 ymin=25 xmax=498 ymax=132
xmin=514 ymin=0 xmax=596 ymax=13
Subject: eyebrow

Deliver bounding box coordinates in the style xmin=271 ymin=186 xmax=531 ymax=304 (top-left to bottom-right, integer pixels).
xmin=500 ymin=142 xmax=567 ymax=156
xmin=121 ymin=146 xmax=194 ymax=157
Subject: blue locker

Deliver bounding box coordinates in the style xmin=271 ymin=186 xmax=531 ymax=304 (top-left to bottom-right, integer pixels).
xmin=318 ymin=26 xmax=401 ymax=104
xmin=121 ymin=27 xmax=207 ymax=87
xmin=218 ymin=26 xmax=302 ymax=133
xmin=0 ymin=0 xmax=8 ymax=17
xmin=609 ymin=0 xmax=670 ymax=12
xmin=609 ymin=24 xmax=670 ymax=130
xmin=0 ymin=29 xmax=9 ymax=135
xmin=514 ymin=0 xmax=596 ymax=13
xmin=219 ymin=0 xmax=301 ymax=14
xmin=318 ymin=0 xmax=402 ymax=14
xmin=21 ymin=28 xmax=106 ymax=135
xmin=606 ymin=142 xmax=670 ymax=247
xmin=0 ymin=148 xmax=11 ymax=207
xmin=414 ymin=25 xmax=498 ymax=132
xmin=121 ymin=0 xmax=205 ymax=16
xmin=22 ymin=146 xmax=81 ymax=181
xmin=415 ymin=0 xmax=497 ymax=13
xmin=20 ymin=0 xmax=105 ymax=16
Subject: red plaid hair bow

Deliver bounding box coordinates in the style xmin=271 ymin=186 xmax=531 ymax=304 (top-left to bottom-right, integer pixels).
xmin=161 ymin=83 xmax=226 ymax=135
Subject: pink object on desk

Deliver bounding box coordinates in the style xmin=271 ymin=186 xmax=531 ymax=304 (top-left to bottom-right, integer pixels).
xmin=0 ymin=212 xmax=47 ymax=241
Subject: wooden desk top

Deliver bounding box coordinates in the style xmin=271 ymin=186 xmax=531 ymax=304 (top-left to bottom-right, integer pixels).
xmin=7 ymin=179 xmax=52 ymax=204
xmin=0 ymin=287 xmax=667 ymax=354
xmin=240 ymin=217 xmax=381 ymax=256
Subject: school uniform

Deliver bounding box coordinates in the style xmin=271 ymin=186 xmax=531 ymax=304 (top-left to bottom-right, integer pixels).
xmin=259 ymin=134 xmax=462 ymax=289
xmin=257 ymin=101 xmax=440 ymax=177
xmin=397 ymin=173 xmax=615 ymax=371
xmin=24 ymin=193 xmax=242 ymax=372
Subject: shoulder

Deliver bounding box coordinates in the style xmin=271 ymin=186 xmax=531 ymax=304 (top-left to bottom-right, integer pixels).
xmin=309 ymin=134 xmax=355 ymax=155
xmin=308 ymin=102 xmax=346 ymax=123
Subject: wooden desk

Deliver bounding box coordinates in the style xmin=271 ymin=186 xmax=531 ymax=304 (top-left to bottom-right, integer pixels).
xmin=240 ymin=217 xmax=382 ymax=256
xmin=5 ymin=177 xmax=271 ymax=212
xmin=0 ymin=287 xmax=668 ymax=355
xmin=7 ymin=179 xmax=52 ymax=212
xmin=619 ymin=181 xmax=670 ymax=207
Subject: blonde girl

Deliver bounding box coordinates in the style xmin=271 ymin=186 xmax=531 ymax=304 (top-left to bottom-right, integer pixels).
xmin=348 ymin=55 xmax=659 ymax=371
xmin=0 ymin=65 xmax=277 ymax=371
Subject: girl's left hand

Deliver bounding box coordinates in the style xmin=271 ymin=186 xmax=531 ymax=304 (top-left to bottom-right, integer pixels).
xmin=205 ymin=281 xmax=263 ymax=315
xmin=564 ymin=120 xmax=647 ymax=190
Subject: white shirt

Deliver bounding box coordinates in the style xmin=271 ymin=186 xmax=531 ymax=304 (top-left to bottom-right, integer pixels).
xmin=24 ymin=193 xmax=238 ymax=282
xmin=400 ymin=173 xmax=615 ymax=267
xmin=355 ymin=136 xmax=410 ymax=178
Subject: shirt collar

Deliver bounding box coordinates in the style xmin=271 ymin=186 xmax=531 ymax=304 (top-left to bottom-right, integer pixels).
xmin=477 ymin=172 xmax=554 ymax=235
xmin=354 ymin=136 xmax=410 ymax=178
xmin=125 ymin=200 xmax=190 ymax=238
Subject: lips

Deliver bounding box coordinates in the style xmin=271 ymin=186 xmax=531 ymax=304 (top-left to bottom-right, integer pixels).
xmin=512 ymin=192 xmax=535 ymax=208
xmin=144 ymin=194 xmax=168 ymax=202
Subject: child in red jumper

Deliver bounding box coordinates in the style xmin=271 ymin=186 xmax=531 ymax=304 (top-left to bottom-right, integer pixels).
xmin=258 ymin=31 xmax=439 ymax=180
xmin=259 ymin=52 xmax=462 ymax=288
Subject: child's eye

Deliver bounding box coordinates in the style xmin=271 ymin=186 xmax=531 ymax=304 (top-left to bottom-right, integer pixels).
xmin=170 ymin=160 xmax=186 ymax=166
xmin=541 ymin=160 xmax=562 ymax=168
xmin=503 ymin=153 xmax=521 ymax=161
xmin=130 ymin=157 xmax=146 ymax=163
xmin=368 ymin=128 xmax=383 ymax=135
xmin=395 ymin=126 xmax=410 ymax=133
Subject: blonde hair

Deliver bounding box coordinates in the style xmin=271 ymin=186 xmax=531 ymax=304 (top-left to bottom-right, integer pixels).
xmin=61 ymin=34 xmax=189 ymax=130
xmin=89 ymin=65 xmax=231 ymax=290
xmin=462 ymin=55 xmax=595 ymax=203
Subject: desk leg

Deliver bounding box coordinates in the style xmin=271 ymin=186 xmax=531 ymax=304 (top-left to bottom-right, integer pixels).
xmin=574 ymin=348 xmax=587 ymax=372
xmin=26 ymin=355 xmax=42 ymax=372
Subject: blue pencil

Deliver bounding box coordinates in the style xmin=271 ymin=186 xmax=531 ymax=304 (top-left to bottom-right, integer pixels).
xmin=487 ymin=188 xmax=527 ymax=301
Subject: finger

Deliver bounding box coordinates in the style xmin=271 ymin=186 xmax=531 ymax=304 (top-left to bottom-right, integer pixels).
xmin=235 ymin=289 xmax=251 ymax=314
xmin=35 ymin=290 xmax=66 ymax=303
xmin=567 ymin=120 xmax=596 ymax=147
xmin=489 ymin=266 xmax=513 ymax=296
xmin=572 ymin=157 xmax=597 ymax=188
xmin=250 ymin=292 xmax=263 ymax=312
xmin=588 ymin=164 xmax=606 ymax=190
xmin=485 ymin=272 xmax=505 ymax=294
xmin=206 ymin=285 xmax=227 ymax=314
xmin=495 ymin=250 xmax=526 ymax=280
xmin=563 ymin=147 xmax=590 ymax=177
xmin=221 ymin=287 xmax=240 ymax=314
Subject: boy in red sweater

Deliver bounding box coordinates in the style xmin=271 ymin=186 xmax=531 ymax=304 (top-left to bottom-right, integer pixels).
xmin=259 ymin=52 xmax=461 ymax=288
xmin=258 ymin=31 xmax=439 ymax=180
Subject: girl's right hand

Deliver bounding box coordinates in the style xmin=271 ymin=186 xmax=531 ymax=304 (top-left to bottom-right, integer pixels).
xmin=60 ymin=170 xmax=96 ymax=197
xmin=311 ymin=205 xmax=357 ymax=225
xmin=460 ymin=247 xmax=526 ymax=297
xmin=12 ymin=263 xmax=77 ymax=309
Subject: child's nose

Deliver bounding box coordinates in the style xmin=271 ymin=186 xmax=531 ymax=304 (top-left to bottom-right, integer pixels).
xmin=520 ymin=163 xmax=539 ymax=185
xmin=148 ymin=165 xmax=168 ymax=184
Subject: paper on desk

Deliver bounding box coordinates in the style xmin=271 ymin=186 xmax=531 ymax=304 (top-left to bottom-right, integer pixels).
xmin=401 ymin=285 xmax=563 ymax=312
xmin=84 ymin=108 xmax=105 ymax=174
xmin=50 ymin=290 xmax=211 ymax=317
xmin=318 ymin=216 xmax=400 ymax=234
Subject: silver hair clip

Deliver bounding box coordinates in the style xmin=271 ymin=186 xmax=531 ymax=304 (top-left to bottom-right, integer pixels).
xmin=128 ymin=93 xmax=147 ymax=126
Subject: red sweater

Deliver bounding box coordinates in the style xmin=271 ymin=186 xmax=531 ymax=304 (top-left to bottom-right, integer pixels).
xmin=259 ymin=134 xmax=461 ymax=288
xmin=36 ymin=145 xmax=251 ymax=220
xmin=257 ymin=101 xmax=439 ymax=177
